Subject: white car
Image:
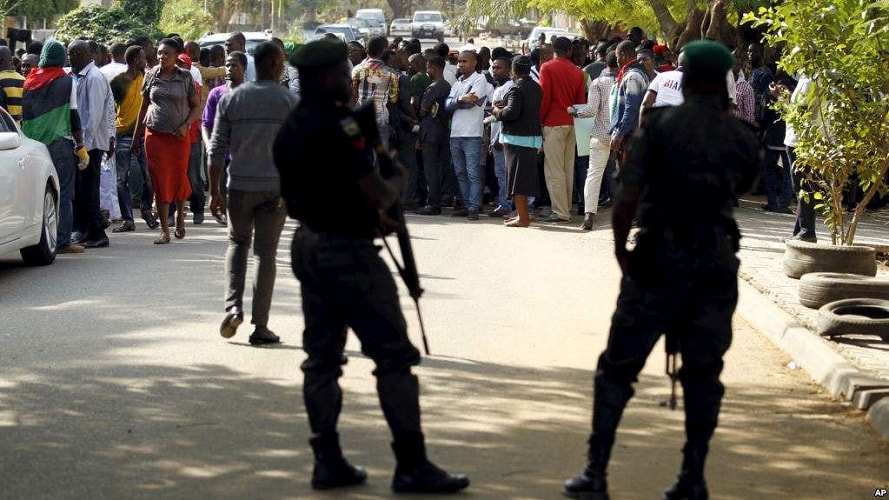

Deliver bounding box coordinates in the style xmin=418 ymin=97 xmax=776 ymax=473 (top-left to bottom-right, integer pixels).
xmin=198 ymin=31 xmax=273 ymax=55
xmin=0 ymin=107 xmax=59 ymax=265
xmin=390 ymin=18 xmax=412 ymax=37
xmin=412 ymin=10 xmax=445 ymax=42
xmin=521 ymin=28 xmax=579 ymax=54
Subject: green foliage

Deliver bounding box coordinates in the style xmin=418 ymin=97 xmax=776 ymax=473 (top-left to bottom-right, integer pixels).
xmin=745 ymin=0 xmax=889 ymax=245
xmin=159 ymin=0 xmax=214 ymax=41
xmin=54 ymin=4 xmax=163 ymax=46
xmin=9 ymin=0 xmax=79 ymax=21
xmin=116 ymin=0 xmax=164 ymax=26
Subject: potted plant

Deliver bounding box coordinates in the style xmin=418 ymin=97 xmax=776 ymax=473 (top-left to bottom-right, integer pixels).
xmin=745 ymin=0 xmax=888 ymax=277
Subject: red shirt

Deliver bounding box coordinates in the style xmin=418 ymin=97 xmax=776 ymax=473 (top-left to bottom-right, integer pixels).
xmin=538 ymin=57 xmax=586 ymax=127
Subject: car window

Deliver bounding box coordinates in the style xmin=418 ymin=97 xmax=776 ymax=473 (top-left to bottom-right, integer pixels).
xmin=414 ymin=13 xmax=442 ymax=22
xmin=0 ymin=112 xmax=16 ymax=133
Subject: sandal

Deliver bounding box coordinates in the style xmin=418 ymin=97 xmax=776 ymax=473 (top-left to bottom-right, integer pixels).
xmin=154 ymin=231 xmax=171 ymax=244
xmin=174 ymin=211 xmax=186 ymax=239
xmin=174 ymin=226 xmax=185 ymax=239
xmin=505 ymin=219 xmax=530 ymax=228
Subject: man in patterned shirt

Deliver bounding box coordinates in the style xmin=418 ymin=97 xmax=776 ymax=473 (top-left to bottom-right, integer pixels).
xmin=350 ymin=35 xmax=398 ymax=149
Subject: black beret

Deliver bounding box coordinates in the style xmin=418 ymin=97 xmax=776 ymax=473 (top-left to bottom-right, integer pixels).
xmin=292 ymin=38 xmax=348 ymax=69
xmin=682 ymin=40 xmax=733 ymax=82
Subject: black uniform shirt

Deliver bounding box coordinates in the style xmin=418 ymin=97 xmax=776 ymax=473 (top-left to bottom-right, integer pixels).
xmin=274 ymin=99 xmax=379 ymax=238
xmin=620 ymin=94 xmax=760 ymax=235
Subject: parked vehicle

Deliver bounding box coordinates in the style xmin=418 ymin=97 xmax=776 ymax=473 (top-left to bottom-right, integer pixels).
xmin=0 ymin=107 xmax=59 ymax=266
xmin=344 ymin=17 xmax=372 ymax=38
xmin=312 ymin=24 xmax=363 ymax=43
xmin=521 ymin=27 xmax=578 ymax=54
xmin=197 ymin=31 xmax=273 ymax=55
xmin=390 ymin=18 xmax=412 ymax=37
xmin=355 ymin=8 xmax=387 ymax=35
xmin=412 ymin=10 xmax=445 ymax=42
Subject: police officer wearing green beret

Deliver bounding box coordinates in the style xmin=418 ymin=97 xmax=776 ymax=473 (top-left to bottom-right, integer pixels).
xmin=563 ymin=40 xmax=760 ymax=500
xmin=273 ymin=39 xmax=469 ymax=494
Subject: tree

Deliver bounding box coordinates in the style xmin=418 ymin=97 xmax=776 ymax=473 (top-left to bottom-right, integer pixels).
xmin=159 ymin=0 xmax=214 ymax=41
xmin=116 ymin=0 xmax=164 ymax=27
xmin=745 ymin=0 xmax=889 ymax=245
xmin=54 ymin=4 xmax=162 ymax=45
xmin=461 ymin=0 xmax=767 ymax=48
xmin=9 ymin=0 xmax=79 ymax=23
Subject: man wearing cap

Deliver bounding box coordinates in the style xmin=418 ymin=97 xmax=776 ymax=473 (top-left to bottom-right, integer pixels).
xmin=21 ymin=40 xmax=86 ymax=254
xmin=562 ymin=40 xmax=759 ymax=500
xmin=273 ymin=38 xmax=469 ymax=495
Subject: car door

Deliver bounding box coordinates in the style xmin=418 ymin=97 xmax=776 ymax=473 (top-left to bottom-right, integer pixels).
xmin=0 ymin=111 xmax=25 ymax=244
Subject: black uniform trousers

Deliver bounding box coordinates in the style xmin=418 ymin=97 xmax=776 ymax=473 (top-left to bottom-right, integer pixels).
xmin=291 ymin=225 xmax=423 ymax=442
xmin=589 ymin=229 xmax=739 ymax=472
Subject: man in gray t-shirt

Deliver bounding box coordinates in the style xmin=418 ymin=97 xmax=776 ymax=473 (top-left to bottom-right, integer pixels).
xmin=207 ymin=41 xmax=298 ymax=346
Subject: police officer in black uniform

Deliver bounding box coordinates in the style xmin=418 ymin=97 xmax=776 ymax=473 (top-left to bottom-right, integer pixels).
xmin=562 ymin=40 xmax=760 ymax=500
xmin=272 ymin=39 xmax=469 ymax=495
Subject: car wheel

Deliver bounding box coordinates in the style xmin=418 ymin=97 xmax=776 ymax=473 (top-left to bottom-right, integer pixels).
xmin=20 ymin=184 xmax=58 ymax=266
xmin=816 ymin=298 xmax=889 ymax=340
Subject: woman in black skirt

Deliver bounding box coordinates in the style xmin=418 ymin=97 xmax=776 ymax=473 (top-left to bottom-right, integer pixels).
xmin=492 ymin=55 xmax=543 ymax=227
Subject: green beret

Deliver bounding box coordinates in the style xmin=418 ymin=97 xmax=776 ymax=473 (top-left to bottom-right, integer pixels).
xmin=291 ymin=39 xmax=348 ymax=69
xmin=682 ymin=40 xmax=733 ymax=83
xmin=39 ymin=40 xmax=67 ymax=68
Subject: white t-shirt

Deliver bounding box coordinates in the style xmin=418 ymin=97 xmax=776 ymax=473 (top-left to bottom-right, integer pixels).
xmin=448 ymin=71 xmax=493 ymax=138
xmin=646 ymin=69 xmax=684 ymax=107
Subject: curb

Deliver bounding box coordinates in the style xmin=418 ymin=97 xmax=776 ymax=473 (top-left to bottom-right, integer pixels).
xmin=737 ymin=279 xmax=889 ymax=441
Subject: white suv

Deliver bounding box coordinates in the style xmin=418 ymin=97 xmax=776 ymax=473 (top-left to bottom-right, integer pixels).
xmin=412 ymin=11 xmax=445 ymax=42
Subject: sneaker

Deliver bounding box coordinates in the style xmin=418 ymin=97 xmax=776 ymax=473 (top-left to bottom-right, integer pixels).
xmin=112 ymin=220 xmax=135 ymax=233
xmin=57 ymin=244 xmax=85 ymax=254
xmin=220 ymin=308 xmax=243 ymax=339
xmin=392 ymin=461 xmax=470 ymax=494
xmin=487 ymin=206 xmax=510 ymax=217
xmin=467 ymin=209 xmax=479 ymax=221
xmin=249 ymin=326 xmax=281 ymax=346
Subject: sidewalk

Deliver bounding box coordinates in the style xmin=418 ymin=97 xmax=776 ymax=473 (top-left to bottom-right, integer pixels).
xmin=733 ymin=195 xmax=889 ymax=440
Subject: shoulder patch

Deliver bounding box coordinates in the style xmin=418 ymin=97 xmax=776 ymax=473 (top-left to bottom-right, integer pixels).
xmin=339 ymin=116 xmax=366 ymax=150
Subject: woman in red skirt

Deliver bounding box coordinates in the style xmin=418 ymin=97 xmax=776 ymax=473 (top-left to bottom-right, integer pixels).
xmin=132 ymin=38 xmax=201 ymax=244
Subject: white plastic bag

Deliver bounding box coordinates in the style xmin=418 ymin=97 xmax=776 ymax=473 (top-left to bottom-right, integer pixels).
xmin=99 ymin=154 xmax=121 ymax=221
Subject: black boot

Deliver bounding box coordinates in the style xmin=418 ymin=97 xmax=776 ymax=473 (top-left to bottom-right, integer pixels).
xmin=662 ymin=446 xmax=708 ymax=500
xmin=391 ymin=435 xmax=470 ymax=494
xmin=309 ymin=433 xmax=367 ymax=490
xmin=562 ymin=437 xmax=610 ymax=499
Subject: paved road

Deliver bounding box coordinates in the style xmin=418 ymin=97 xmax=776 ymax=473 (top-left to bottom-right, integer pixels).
xmin=1 ymin=209 xmax=887 ymax=499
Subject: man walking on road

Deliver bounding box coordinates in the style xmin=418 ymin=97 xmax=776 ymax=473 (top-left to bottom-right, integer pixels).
xmin=562 ymin=40 xmax=760 ymax=500
xmin=208 ymin=42 xmax=297 ymax=346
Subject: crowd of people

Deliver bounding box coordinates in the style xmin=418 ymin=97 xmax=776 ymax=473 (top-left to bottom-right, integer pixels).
xmin=1 ymin=26 xmax=795 ymax=497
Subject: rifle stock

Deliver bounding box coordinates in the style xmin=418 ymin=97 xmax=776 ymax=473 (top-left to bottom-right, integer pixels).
xmin=355 ymin=103 xmax=431 ymax=354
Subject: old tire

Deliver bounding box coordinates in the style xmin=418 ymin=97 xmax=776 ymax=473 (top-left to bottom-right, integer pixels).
xmin=816 ymin=298 xmax=889 ymax=340
xmin=799 ymin=272 xmax=889 ymax=309
xmin=19 ymin=185 xmax=58 ymax=266
xmin=782 ymin=239 xmax=877 ymax=279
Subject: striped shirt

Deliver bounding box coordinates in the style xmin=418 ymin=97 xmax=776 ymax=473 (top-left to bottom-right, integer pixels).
xmin=0 ymin=69 xmax=25 ymax=121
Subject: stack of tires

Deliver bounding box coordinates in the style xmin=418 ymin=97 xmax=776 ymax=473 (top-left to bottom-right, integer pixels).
xmin=784 ymin=240 xmax=889 ymax=341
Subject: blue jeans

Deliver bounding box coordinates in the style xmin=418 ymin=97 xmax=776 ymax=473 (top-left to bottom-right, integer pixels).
xmin=115 ymin=133 xmax=152 ymax=221
xmin=48 ymin=138 xmax=77 ymax=247
xmin=788 ymin=147 xmax=817 ymax=241
xmin=449 ymin=136 xmax=483 ymax=211
xmin=762 ymin=147 xmax=793 ymax=209
xmin=492 ymin=147 xmax=511 ymax=210
xmin=187 ymin=141 xmax=205 ymax=215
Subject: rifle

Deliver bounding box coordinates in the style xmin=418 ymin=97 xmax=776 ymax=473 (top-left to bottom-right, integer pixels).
xmin=664 ymin=331 xmax=679 ymax=410
xmin=354 ymin=102 xmax=431 ymax=355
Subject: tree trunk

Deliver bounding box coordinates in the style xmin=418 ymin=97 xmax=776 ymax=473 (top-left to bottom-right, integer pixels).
xmin=580 ymin=19 xmax=613 ymax=41
xmin=646 ymin=0 xmax=681 ymax=43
